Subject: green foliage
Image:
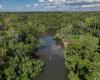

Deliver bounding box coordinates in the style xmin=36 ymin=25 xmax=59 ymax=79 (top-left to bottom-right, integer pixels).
xmin=5 ymin=56 xmax=44 ymax=80
xmin=68 ymin=71 xmax=79 ymax=80
xmin=65 ymin=35 xmax=100 ymax=80
xmin=0 ymin=12 xmax=100 ymax=80
xmin=0 ymin=15 xmax=4 ymax=26
xmin=0 ymin=13 xmax=45 ymax=80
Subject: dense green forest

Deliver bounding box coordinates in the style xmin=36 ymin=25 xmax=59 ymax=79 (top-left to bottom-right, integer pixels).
xmin=0 ymin=12 xmax=100 ymax=80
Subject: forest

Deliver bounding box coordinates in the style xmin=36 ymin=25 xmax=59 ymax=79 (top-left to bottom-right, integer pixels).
xmin=0 ymin=12 xmax=100 ymax=80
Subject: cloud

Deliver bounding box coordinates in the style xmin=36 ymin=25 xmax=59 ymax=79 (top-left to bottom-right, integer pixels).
xmin=26 ymin=4 xmax=31 ymax=8
xmin=81 ymin=4 xmax=93 ymax=7
xmin=38 ymin=0 xmax=66 ymax=5
xmin=48 ymin=0 xmax=53 ymax=2
xmin=47 ymin=0 xmax=66 ymax=5
xmin=39 ymin=0 xmax=45 ymax=2
xmin=37 ymin=0 xmax=100 ymax=6
xmin=0 ymin=4 xmax=2 ymax=9
xmin=34 ymin=3 xmax=39 ymax=6
xmin=33 ymin=0 xmax=100 ymax=11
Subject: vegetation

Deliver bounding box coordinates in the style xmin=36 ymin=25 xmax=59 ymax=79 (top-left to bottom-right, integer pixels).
xmin=65 ymin=35 xmax=100 ymax=80
xmin=0 ymin=13 xmax=44 ymax=80
xmin=0 ymin=12 xmax=100 ymax=80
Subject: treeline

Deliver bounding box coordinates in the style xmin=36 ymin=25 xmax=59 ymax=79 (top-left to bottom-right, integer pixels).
xmin=64 ymin=35 xmax=100 ymax=80
xmin=0 ymin=12 xmax=100 ymax=36
xmin=0 ymin=12 xmax=100 ymax=80
xmin=52 ymin=12 xmax=100 ymax=80
xmin=0 ymin=13 xmax=45 ymax=80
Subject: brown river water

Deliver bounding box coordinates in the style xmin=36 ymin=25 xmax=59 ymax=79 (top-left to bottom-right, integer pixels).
xmin=35 ymin=36 xmax=67 ymax=80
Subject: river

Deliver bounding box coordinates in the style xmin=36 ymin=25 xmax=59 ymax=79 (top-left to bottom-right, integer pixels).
xmin=35 ymin=35 xmax=66 ymax=80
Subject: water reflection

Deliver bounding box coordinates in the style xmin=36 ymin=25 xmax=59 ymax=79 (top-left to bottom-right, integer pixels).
xmin=35 ymin=35 xmax=66 ymax=80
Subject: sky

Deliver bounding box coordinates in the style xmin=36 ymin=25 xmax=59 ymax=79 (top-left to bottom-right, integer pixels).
xmin=0 ymin=0 xmax=100 ymax=12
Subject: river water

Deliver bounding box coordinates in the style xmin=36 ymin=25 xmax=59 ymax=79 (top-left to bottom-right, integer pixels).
xmin=35 ymin=35 xmax=66 ymax=80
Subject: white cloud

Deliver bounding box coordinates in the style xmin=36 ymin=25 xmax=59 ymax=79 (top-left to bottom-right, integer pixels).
xmin=35 ymin=0 xmax=100 ymax=11
xmin=34 ymin=3 xmax=38 ymax=6
xmin=39 ymin=0 xmax=45 ymax=2
xmin=48 ymin=0 xmax=53 ymax=2
xmin=26 ymin=4 xmax=31 ymax=8
xmin=73 ymin=0 xmax=99 ymax=2
xmin=38 ymin=0 xmax=100 ymax=6
xmin=48 ymin=0 xmax=66 ymax=5
xmin=94 ymin=4 xmax=100 ymax=7
xmin=0 ymin=5 xmax=2 ymax=9
xmin=81 ymin=4 xmax=94 ymax=7
xmin=76 ymin=0 xmax=93 ymax=2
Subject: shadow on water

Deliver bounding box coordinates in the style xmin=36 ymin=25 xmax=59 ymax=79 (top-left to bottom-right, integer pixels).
xmin=35 ymin=35 xmax=67 ymax=80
